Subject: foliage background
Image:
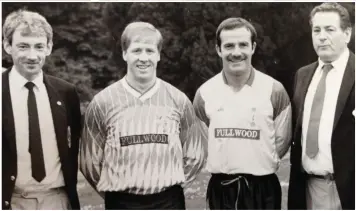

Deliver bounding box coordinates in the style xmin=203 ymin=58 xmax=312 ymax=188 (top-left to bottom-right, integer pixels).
xmin=2 ymin=2 xmax=354 ymax=209
xmin=3 ymin=2 xmax=355 ymax=106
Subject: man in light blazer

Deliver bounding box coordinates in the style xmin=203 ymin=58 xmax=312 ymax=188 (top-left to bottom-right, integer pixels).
xmin=288 ymin=2 xmax=354 ymax=210
xmin=2 ymin=9 xmax=81 ymax=209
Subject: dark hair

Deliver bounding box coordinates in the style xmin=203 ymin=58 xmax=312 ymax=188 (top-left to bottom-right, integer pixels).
xmin=216 ymin=17 xmax=257 ymax=49
xmin=310 ymin=2 xmax=351 ymax=30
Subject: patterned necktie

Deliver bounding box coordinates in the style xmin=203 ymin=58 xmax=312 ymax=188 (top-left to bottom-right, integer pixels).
xmin=306 ymin=63 xmax=333 ymax=158
xmin=25 ymin=82 xmax=46 ymax=182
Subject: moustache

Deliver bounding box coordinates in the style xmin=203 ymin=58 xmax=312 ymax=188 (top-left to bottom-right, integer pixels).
xmin=226 ymin=54 xmax=246 ymax=62
xmin=23 ymin=60 xmax=40 ymax=64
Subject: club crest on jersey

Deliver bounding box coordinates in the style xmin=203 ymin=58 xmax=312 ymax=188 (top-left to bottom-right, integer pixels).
xmin=119 ymin=134 xmax=168 ymax=147
xmin=215 ymin=128 xmax=260 ymax=140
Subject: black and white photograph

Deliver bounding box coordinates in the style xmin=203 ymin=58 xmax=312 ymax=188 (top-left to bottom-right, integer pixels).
xmin=2 ymin=2 xmax=355 ymax=210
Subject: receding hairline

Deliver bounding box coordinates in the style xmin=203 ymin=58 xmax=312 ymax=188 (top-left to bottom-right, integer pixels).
xmin=310 ymin=11 xmax=346 ymax=28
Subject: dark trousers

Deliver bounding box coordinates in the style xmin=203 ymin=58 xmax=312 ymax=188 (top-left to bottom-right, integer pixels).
xmin=207 ymin=173 xmax=281 ymax=210
xmin=105 ymin=185 xmax=186 ymax=210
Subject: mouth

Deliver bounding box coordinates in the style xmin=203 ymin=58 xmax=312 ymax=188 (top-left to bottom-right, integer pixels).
xmin=227 ymin=54 xmax=246 ymax=64
xmin=319 ymin=45 xmax=330 ymax=49
xmin=25 ymin=63 xmax=39 ymax=69
xmin=229 ymin=59 xmax=245 ymax=64
xmin=136 ymin=64 xmax=151 ymax=70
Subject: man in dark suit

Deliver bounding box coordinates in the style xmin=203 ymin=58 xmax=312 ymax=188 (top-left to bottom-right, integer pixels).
xmin=288 ymin=2 xmax=354 ymax=210
xmin=2 ymin=9 xmax=81 ymax=209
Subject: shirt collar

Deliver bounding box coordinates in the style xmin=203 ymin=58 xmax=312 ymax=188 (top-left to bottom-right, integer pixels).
xmin=318 ymin=48 xmax=350 ymax=72
xmin=222 ymin=67 xmax=256 ymax=87
xmin=121 ymin=75 xmax=161 ymax=100
xmin=9 ymin=66 xmax=44 ymax=90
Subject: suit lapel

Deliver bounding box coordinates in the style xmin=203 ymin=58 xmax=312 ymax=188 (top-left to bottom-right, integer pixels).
xmin=43 ymin=75 xmax=69 ymax=161
xmin=333 ymin=53 xmax=355 ymax=131
xmin=296 ymin=62 xmax=319 ymax=128
xmin=2 ymin=69 xmax=17 ymax=158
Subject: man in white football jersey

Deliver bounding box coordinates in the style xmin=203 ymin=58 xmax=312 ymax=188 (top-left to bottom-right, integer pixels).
xmin=80 ymin=21 xmax=207 ymax=209
xmin=193 ymin=17 xmax=292 ymax=209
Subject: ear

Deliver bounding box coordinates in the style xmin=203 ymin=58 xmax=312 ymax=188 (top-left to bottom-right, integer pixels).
xmin=344 ymin=27 xmax=352 ymax=44
xmin=3 ymin=40 xmax=12 ymax=55
xmin=122 ymin=51 xmax=127 ymax=61
xmin=251 ymin=42 xmax=257 ymax=55
xmin=216 ymin=44 xmax=222 ymax=57
xmin=45 ymin=41 xmax=53 ymax=56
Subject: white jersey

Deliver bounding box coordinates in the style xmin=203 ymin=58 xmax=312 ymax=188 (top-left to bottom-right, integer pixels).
xmin=80 ymin=77 xmax=207 ymax=195
xmin=193 ymin=69 xmax=292 ymax=175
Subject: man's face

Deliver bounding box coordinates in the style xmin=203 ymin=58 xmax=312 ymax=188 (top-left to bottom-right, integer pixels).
xmin=217 ymin=27 xmax=256 ymax=76
xmin=123 ymin=37 xmax=160 ymax=83
xmin=311 ymin=12 xmax=351 ymax=62
xmin=4 ymin=25 xmax=52 ymax=80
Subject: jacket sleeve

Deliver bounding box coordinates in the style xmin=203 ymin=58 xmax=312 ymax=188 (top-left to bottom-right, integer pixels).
xmin=180 ymin=96 xmax=208 ymax=188
xmin=69 ymin=86 xmax=82 ymax=184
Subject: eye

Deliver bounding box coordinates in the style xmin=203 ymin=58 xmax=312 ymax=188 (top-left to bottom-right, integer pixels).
xmin=132 ymin=48 xmax=141 ymax=53
xmin=146 ymin=49 xmax=155 ymax=54
xmin=35 ymin=45 xmax=45 ymax=50
xmin=239 ymin=42 xmax=249 ymax=48
xmin=313 ymin=28 xmax=320 ymax=33
xmin=326 ymin=28 xmax=335 ymax=32
xmin=17 ymin=44 xmax=28 ymax=50
xmin=224 ymin=44 xmax=234 ymax=49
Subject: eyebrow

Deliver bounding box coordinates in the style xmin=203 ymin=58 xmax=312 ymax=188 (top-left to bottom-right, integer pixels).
xmin=313 ymin=25 xmax=336 ymax=28
xmin=16 ymin=43 xmax=29 ymax=46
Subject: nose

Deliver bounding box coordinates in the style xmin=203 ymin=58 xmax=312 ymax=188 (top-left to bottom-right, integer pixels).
xmin=138 ymin=52 xmax=149 ymax=61
xmin=318 ymin=30 xmax=327 ymax=41
xmin=232 ymin=47 xmax=242 ymax=56
xmin=26 ymin=48 xmax=39 ymax=60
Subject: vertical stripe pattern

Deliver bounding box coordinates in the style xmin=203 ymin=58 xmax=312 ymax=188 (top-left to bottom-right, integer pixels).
xmin=80 ymin=78 xmax=207 ymax=194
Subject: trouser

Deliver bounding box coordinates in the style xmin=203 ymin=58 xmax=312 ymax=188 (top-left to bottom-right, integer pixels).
xmin=11 ymin=187 xmax=70 ymax=210
xmin=306 ymin=176 xmax=342 ymax=209
xmin=207 ymin=173 xmax=281 ymax=210
xmin=105 ymin=185 xmax=186 ymax=210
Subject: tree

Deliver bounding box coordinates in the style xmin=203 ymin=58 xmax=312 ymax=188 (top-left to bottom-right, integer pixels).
xmin=3 ymin=2 xmax=355 ymax=102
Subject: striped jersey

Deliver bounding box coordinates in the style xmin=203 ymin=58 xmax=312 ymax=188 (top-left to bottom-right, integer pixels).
xmin=80 ymin=77 xmax=207 ymax=195
xmin=193 ymin=68 xmax=292 ymax=175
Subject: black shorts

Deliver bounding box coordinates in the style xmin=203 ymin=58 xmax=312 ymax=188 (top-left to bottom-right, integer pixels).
xmin=207 ymin=173 xmax=281 ymax=209
xmin=105 ymin=185 xmax=185 ymax=210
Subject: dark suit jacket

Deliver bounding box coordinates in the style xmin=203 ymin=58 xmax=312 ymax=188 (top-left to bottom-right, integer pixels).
xmin=288 ymin=52 xmax=355 ymax=209
xmin=2 ymin=68 xmax=81 ymax=209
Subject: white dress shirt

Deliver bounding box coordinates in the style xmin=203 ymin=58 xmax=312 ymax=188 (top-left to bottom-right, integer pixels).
xmin=302 ymin=49 xmax=349 ymax=175
xmin=9 ymin=67 xmax=65 ymax=191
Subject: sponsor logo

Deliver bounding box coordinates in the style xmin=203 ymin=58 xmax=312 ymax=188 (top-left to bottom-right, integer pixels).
xmin=119 ymin=134 xmax=168 ymax=147
xmin=215 ymin=128 xmax=260 ymax=140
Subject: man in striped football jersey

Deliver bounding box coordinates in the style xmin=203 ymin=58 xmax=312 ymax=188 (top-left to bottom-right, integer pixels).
xmin=80 ymin=21 xmax=207 ymax=209
xmin=193 ymin=17 xmax=292 ymax=209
